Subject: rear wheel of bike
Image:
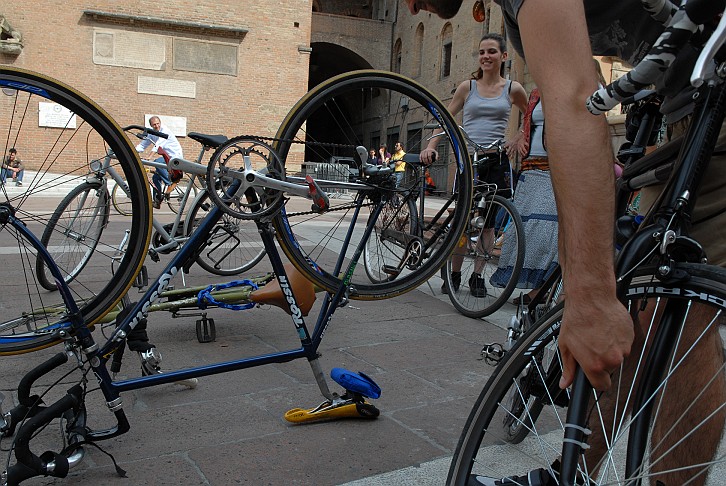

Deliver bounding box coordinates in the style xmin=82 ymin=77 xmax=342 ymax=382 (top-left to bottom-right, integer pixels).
xmin=166 ymin=176 xmax=198 ymax=214
xmin=272 ymin=70 xmax=472 ymax=299
xmin=185 ymin=191 xmax=266 ymax=275
xmin=363 ymin=196 xmax=418 ymax=283
xmin=0 ymin=67 xmax=151 ymax=355
xmin=35 ymin=181 xmax=110 ymax=291
xmin=448 ymin=262 xmax=726 ymax=486
xmin=445 ymin=194 xmax=524 ymax=318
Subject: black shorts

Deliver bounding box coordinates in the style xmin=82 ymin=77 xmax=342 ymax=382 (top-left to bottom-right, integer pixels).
xmin=474 ymin=152 xmax=512 ymax=228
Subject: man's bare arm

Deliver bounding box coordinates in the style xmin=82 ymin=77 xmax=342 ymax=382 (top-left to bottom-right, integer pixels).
xmin=517 ymin=0 xmax=633 ymax=390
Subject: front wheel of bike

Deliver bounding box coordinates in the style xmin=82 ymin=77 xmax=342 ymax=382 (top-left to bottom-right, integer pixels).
xmin=0 ymin=67 xmax=151 ymax=355
xmin=35 ymin=181 xmax=110 ymax=291
xmin=448 ymin=262 xmax=726 ymax=485
xmin=271 ymin=70 xmax=472 ymax=299
xmin=445 ymin=194 xmax=524 ymax=318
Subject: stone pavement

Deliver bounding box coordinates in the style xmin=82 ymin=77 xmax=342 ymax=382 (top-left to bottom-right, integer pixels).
xmin=1 ymin=250 xmax=520 ymax=485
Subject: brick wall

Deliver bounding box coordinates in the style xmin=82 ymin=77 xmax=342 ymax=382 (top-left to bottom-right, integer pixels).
xmin=1 ymin=0 xmax=312 ymax=173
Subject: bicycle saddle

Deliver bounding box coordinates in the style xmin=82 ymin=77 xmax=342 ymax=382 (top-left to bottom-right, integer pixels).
xmin=187 ymin=132 xmax=229 ymax=149
xmin=250 ymin=263 xmax=316 ymax=317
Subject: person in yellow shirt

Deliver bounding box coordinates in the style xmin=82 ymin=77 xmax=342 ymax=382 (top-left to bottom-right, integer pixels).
xmin=391 ymin=141 xmax=406 ymax=187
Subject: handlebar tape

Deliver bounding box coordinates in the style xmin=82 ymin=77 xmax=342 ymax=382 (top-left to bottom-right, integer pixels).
xmin=586 ymin=2 xmax=704 ymax=114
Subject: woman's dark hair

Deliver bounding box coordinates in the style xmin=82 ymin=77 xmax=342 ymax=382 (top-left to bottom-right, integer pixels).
xmin=472 ymin=33 xmax=507 ymax=80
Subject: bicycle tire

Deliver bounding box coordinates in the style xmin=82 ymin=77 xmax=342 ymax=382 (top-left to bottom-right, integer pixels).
xmin=111 ymin=181 xmax=131 ymax=216
xmin=445 ymin=194 xmax=524 ymax=318
xmin=271 ymin=70 xmax=472 ymax=299
xmin=0 ymin=67 xmax=152 ymax=355
xmin=35 ymin=181 xmax=110 ymax=291
xmin=363 ymin=196 xmax=418 ymax=283
xmin=448 ymin=262 xmax=726 ymax=485
xmin=184 ymin=191 xmax=266 ymax=275
xmin=166 ymin=176 xmax=198 ymax=214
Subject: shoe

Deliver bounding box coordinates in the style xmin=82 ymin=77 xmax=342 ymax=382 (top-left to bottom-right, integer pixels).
xmin=470 ymin=468 xmax=553 ymax=485
xmin=15 ymin=181 xmax=21 ymax=186
xmin=153 ymin=198 xmax=162 ymax=210
xmin=442 ymin=271 xmax=461 ymax=294
xmin=469 ymin=273 xmax=487 ymax=297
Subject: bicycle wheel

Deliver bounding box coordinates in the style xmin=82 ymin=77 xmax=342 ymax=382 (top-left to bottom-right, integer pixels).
xmin=0 ymin=67 xmax=151 ymax=355
xmin=448 ymin=262 xmax=726 ymax=485
xmin=185 ymin=191 xmax=266 ymax=275
xmin=363 ymin=195 xmax=418 ymax=283
xmin=166 ymin=176 xmax=198 ymax=214
xmin=111 ymin=180 xmax=132 ymax=216
xmin=35 ymin=181 xmax=110 ymax=291
xmin=272 ymin=70 xmax=472 ymax=299
xmin=445 ymin=194 xmax=524 ymax=318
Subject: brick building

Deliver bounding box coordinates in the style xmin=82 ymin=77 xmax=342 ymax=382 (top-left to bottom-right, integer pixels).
xmin=1 ymin=0 xmax=625 ymax=174
xmin=1 ymin=1 xmax=313 ymax=171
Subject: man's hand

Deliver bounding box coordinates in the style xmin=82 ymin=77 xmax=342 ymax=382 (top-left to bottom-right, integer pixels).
xmin=419 ymin=147 xmax=437 ymax=165
xmin=558 ymin=293 xmax=633 ymax=391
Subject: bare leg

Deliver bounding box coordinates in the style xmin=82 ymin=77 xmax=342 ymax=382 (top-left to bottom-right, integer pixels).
xmin=585 ymin=302 xmax=725 ymax=485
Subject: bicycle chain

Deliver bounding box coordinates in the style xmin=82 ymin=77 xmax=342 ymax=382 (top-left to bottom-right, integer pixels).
xmin=235 ymin=134 xmax=359 ymax=151
xmin=285 ymin=200 xmax=374 ymax=217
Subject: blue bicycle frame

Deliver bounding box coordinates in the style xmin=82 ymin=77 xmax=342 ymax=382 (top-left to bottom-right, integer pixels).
xmin=7 ymin=184 xmax=387 ymax=441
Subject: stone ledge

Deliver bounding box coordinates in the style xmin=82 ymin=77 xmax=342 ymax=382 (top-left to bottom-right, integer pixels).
xmin=82 ymin=10 xmax=249 ymax=39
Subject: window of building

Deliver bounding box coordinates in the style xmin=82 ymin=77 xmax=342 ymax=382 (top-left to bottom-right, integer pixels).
xmin=370 ymin=132 xmax=380 ymax=154
xmin=413 ymin=23 xmax=424 ymax=78
xmin=393 ymin=38 xmax=402 ymax=73
xmin=440 ymin=23 xmax=453 ymax=80
xmin=387 ymin=126 xmax=400 ymax=153
xmin=406 ymin=122 xmax=422 ymax=153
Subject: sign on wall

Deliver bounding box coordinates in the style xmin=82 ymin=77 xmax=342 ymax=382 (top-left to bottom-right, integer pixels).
xmin=38 ymin=102 xmax=76 ymax=129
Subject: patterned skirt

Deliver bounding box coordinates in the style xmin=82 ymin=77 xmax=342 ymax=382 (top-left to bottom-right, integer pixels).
xmin=490 ymin=169 xmax=559 ymax=289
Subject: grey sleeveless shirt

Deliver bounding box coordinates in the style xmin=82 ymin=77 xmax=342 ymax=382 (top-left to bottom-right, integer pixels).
xmin=462 ymin=79 xmax=512 ymax=151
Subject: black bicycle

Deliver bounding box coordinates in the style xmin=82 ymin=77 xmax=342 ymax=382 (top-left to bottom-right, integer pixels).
xmin=448 ymin=2 xmax=726 ymax=484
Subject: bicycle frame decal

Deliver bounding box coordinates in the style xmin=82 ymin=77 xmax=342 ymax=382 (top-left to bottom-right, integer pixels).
xmin=279 ymin=275 xmax=304 ymax=328
xmin=127 ymin=267 xmax=178 ymax=331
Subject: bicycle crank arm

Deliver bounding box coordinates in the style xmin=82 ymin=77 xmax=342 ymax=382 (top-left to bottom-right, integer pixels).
xmin=169 ymin=157 xmax=207 ymax=176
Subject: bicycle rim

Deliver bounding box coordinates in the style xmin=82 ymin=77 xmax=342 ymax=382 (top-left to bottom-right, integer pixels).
xmin=35 ymin=181 xmax=109 ymax=291
xmin=185 ymin=191 xmax=266 ymax=275
xmin=272 ymin=70 xmax=472 ymax=299
xmin=446 ymin=195 xmax=524 ymax=318
xmin=0 ymin=67 xmax=151 ymax=355
xmin=111 ymin=181 xmax=132 ymax=216
xmin=448 ymin=262 xmax=726 ymax=485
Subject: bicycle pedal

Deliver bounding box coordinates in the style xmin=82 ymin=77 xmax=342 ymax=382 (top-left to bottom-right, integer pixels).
xmin=479 ymin=343 xmax=505 ymax=365
xmin=196 ymin=317 xmax=216 ymax=343
xmin=381 ymin=264 xmax=401 ymax=277
xmin=284 ymin=398 xmax=380 ymax=424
